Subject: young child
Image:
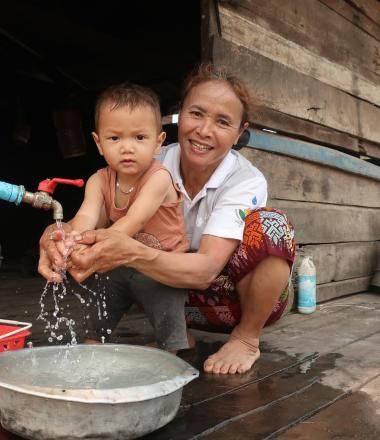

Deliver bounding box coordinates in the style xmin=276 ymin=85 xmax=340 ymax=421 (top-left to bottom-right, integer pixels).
xmin=64 ymin=83 xmax=189 ymax=352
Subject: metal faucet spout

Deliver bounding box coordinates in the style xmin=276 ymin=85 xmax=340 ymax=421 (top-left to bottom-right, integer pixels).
xmin=0 ymin=178 xmax=83 ymax=220
xmin=22 ymin=190 xmax=63 ymax=220
xmin=51 ymin=199 xmax=63 ymax=220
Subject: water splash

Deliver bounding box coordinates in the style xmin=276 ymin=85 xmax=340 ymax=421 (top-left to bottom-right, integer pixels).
xmin=37 ymin=282 xmax=78 ymax=346
xmin=38 ymin=278 xmax=109 ymax=346
xmin=37 ymin=222 xmax=110 ymax=346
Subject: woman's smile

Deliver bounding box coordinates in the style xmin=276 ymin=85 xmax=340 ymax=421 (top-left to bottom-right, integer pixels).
xmin=190 ymin=140 xmax=213 ymax=152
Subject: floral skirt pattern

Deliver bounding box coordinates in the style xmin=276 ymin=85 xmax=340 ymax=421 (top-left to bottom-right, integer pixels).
xmin=185 ymin=208 xmax=296 ymax=332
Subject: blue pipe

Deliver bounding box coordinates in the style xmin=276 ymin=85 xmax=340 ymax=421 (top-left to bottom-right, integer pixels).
xmin=0 ymin=181 xmax=25 ymax=205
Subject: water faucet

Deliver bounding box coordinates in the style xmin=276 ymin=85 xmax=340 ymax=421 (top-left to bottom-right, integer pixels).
xmin=0 ymin=178 xmax=84 ymax=220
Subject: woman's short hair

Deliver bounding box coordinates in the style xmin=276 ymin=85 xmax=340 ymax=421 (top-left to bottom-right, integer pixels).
xmin=180 ymin=63 xmax=252 ymax=126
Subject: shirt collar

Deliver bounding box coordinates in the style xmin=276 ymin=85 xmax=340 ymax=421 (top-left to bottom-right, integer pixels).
xmin=206 ymin=151 xmax=236 ymax=188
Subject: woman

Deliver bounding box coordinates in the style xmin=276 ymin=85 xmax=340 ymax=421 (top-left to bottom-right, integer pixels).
xmin=39 ymin=63 xmax=295 ymax=375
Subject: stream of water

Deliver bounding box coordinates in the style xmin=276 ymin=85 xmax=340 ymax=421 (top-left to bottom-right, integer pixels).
xmin=37 ymin=221 xmax=110 ymax=346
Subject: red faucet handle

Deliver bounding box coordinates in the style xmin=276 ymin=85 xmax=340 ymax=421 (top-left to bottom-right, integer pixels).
xmin=38 ymin=178 xmax=85 ymax=194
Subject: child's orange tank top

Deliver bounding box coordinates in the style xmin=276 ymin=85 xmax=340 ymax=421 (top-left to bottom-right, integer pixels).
xmin=97 ymin=160 xmax=189 ymax=252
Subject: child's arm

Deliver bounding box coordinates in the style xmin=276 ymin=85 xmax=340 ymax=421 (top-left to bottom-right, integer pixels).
xmin=54 ymin=173 xmax=106 ymax=261
xmin=110 ymin=169 xmax=174 ymax=236
xmin=70 ymin=173 xmax=106 ymax=232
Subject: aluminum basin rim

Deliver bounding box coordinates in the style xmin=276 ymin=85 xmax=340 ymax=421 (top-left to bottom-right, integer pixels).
xmin=0 ymin=344 xmax=199 ymax=404
xmin=0 ymin=377 xmax=196 ymax=404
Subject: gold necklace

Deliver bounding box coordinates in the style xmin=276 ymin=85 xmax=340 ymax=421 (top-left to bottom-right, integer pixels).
xmin=116 ymin=180 xmax=134 ymax=195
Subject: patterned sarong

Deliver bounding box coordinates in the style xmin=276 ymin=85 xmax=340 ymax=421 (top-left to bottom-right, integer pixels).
xmin=185 ymin=208 xmax=296 ymax=332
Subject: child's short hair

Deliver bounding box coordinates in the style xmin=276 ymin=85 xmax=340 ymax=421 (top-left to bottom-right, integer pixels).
xmin=94 ymin=82 xmax=162 ymax=131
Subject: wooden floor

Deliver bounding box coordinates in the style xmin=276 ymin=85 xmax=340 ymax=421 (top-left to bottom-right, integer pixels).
xmin=1 ymin=268 xmax=380 ymax=439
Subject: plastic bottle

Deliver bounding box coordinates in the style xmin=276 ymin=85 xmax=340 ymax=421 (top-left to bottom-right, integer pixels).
xmin=297 ymin=255 xmax=317 ymax=314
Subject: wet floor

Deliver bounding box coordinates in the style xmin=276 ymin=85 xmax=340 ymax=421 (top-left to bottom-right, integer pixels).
xmin=1 ymin=269 xmax=380 ymax=439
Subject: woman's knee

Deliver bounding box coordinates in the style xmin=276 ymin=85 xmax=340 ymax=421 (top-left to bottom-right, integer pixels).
xmin=243 ymin=207 xmax=295 ymax=249
xmin=227 ymin=207 xmax=295 ymax=286
xmin=236 ymin=255 xmax=290 ymax=296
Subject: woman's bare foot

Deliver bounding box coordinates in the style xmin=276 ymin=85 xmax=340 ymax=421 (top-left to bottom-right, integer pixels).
xmin=203 ymin=333 xmax=260 ymax=374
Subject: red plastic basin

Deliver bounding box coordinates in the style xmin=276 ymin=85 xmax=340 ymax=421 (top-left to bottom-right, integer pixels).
xmin=0 ymin=325 xmax=32 ymax=352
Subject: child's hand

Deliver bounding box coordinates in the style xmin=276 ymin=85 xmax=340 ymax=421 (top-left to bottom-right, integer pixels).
xmin=64 ymin=231 xmax=77 ymax=253
xmin=39 ymin=223 xmax=73 ymax=282
xmin=59 ymin=230 xmax=80 ymax=259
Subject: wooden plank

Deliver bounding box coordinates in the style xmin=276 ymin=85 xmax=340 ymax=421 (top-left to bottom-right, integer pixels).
xmin=265 ymin=293 xmax=380 ymax=354
xmin=318 ymin=0 xmax=380 ymax=41
xmin=212 ymin=332 xmax=380 ymax=439
xmin=277 ymin=377 xmax=380 ymax=440
xmin=252 ymin=107 xmax=361 ymax=155
xmin=181 ymin=348 xmax=316 ymax=407
xmin=372 ymin=272 xmax=380 ymax=287
xmin=212 ymin=37 xmax=380 ymax=145
xmin=200 ymin=0 xmax=214 ymax=61
xmin=200 ymin=376 xmax=346 ymax=440
xmin=149 ymin=358 xmax=343 ymax=440
xmin=218 ymin=0 xmax=380 ymax=87
xmin=247 ymin=129 xmax=380 ymax=182
xmin=265 ymin=292 xmax=380 ymax=334
xmin=360 ymin=138 xmax=380 ymax=160
xmin=242 ymin=148 xmax=380 ymax=208
xmin=317 ymin=276 xmax=372 ymax=302
xmin=267 ymin=303 xmax=380 ymax=393
xmin=156 ymin=319 xmax=380 ymax=440
xmin=372 ymin=242 xmax=380 ymax=287
xmin=219 ymin=3 xmax=380 ymax=105
xmin=349 ymin=0 xmax=380 ymax=25
xmin=269 ymin=200 xmax=380 ymax=244
xmin=295 ymin=242 xmax=378 ymax=284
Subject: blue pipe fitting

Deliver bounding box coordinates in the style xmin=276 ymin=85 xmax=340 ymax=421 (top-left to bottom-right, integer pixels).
xmin=0 ymin=181 xmax=25 ymax=205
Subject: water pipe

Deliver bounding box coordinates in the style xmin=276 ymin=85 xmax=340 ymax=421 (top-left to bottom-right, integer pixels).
xmin=0 ymin=178 xmax=84 ymax=220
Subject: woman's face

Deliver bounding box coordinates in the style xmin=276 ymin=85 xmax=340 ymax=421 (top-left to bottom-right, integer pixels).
xmin=178 ymin=80 xmax=248 ymax=173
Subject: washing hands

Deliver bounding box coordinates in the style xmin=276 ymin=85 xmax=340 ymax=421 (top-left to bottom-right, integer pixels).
xmin=57 ymin=231 xmax=89 ymax=276
xmin=40 ymin=224 xmax=88 ymax=283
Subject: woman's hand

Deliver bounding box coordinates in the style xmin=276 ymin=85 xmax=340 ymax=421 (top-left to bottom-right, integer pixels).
xmin=69 ymin=229 xmax=136 ymax=283
xmin=67 ymin=228 xmax=238 ymax=290
xmin=38 ymin=223 xmax=73 ymax=282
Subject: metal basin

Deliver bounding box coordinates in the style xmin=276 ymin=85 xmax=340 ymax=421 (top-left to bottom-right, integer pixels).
xmin=0 ymin=344 xmax=199 ymax=439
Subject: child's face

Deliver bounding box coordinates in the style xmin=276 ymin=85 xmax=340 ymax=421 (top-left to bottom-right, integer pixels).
xmin=92 ymin=104 xmax=165 ymax=182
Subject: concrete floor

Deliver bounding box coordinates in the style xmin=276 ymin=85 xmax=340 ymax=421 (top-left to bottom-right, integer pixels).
xmin=0 ymin=267 xmax=379 ymax=439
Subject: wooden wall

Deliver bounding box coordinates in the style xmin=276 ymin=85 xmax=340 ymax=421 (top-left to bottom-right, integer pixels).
xmin=243 ymin=144 xmax=380 ymax=302
xmin=201 ymin=0 xmax=380 ymax=303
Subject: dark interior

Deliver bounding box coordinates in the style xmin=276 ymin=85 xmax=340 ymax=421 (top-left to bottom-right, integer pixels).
xmin=0 ymin=0 xmax=201 ymax=271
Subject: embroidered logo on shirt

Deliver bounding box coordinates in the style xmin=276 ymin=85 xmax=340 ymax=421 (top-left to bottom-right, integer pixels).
xmin=234 ymin=195 xmax=257 ymax=225
xmin=234 ymin=207 xmax=252 ymax=225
